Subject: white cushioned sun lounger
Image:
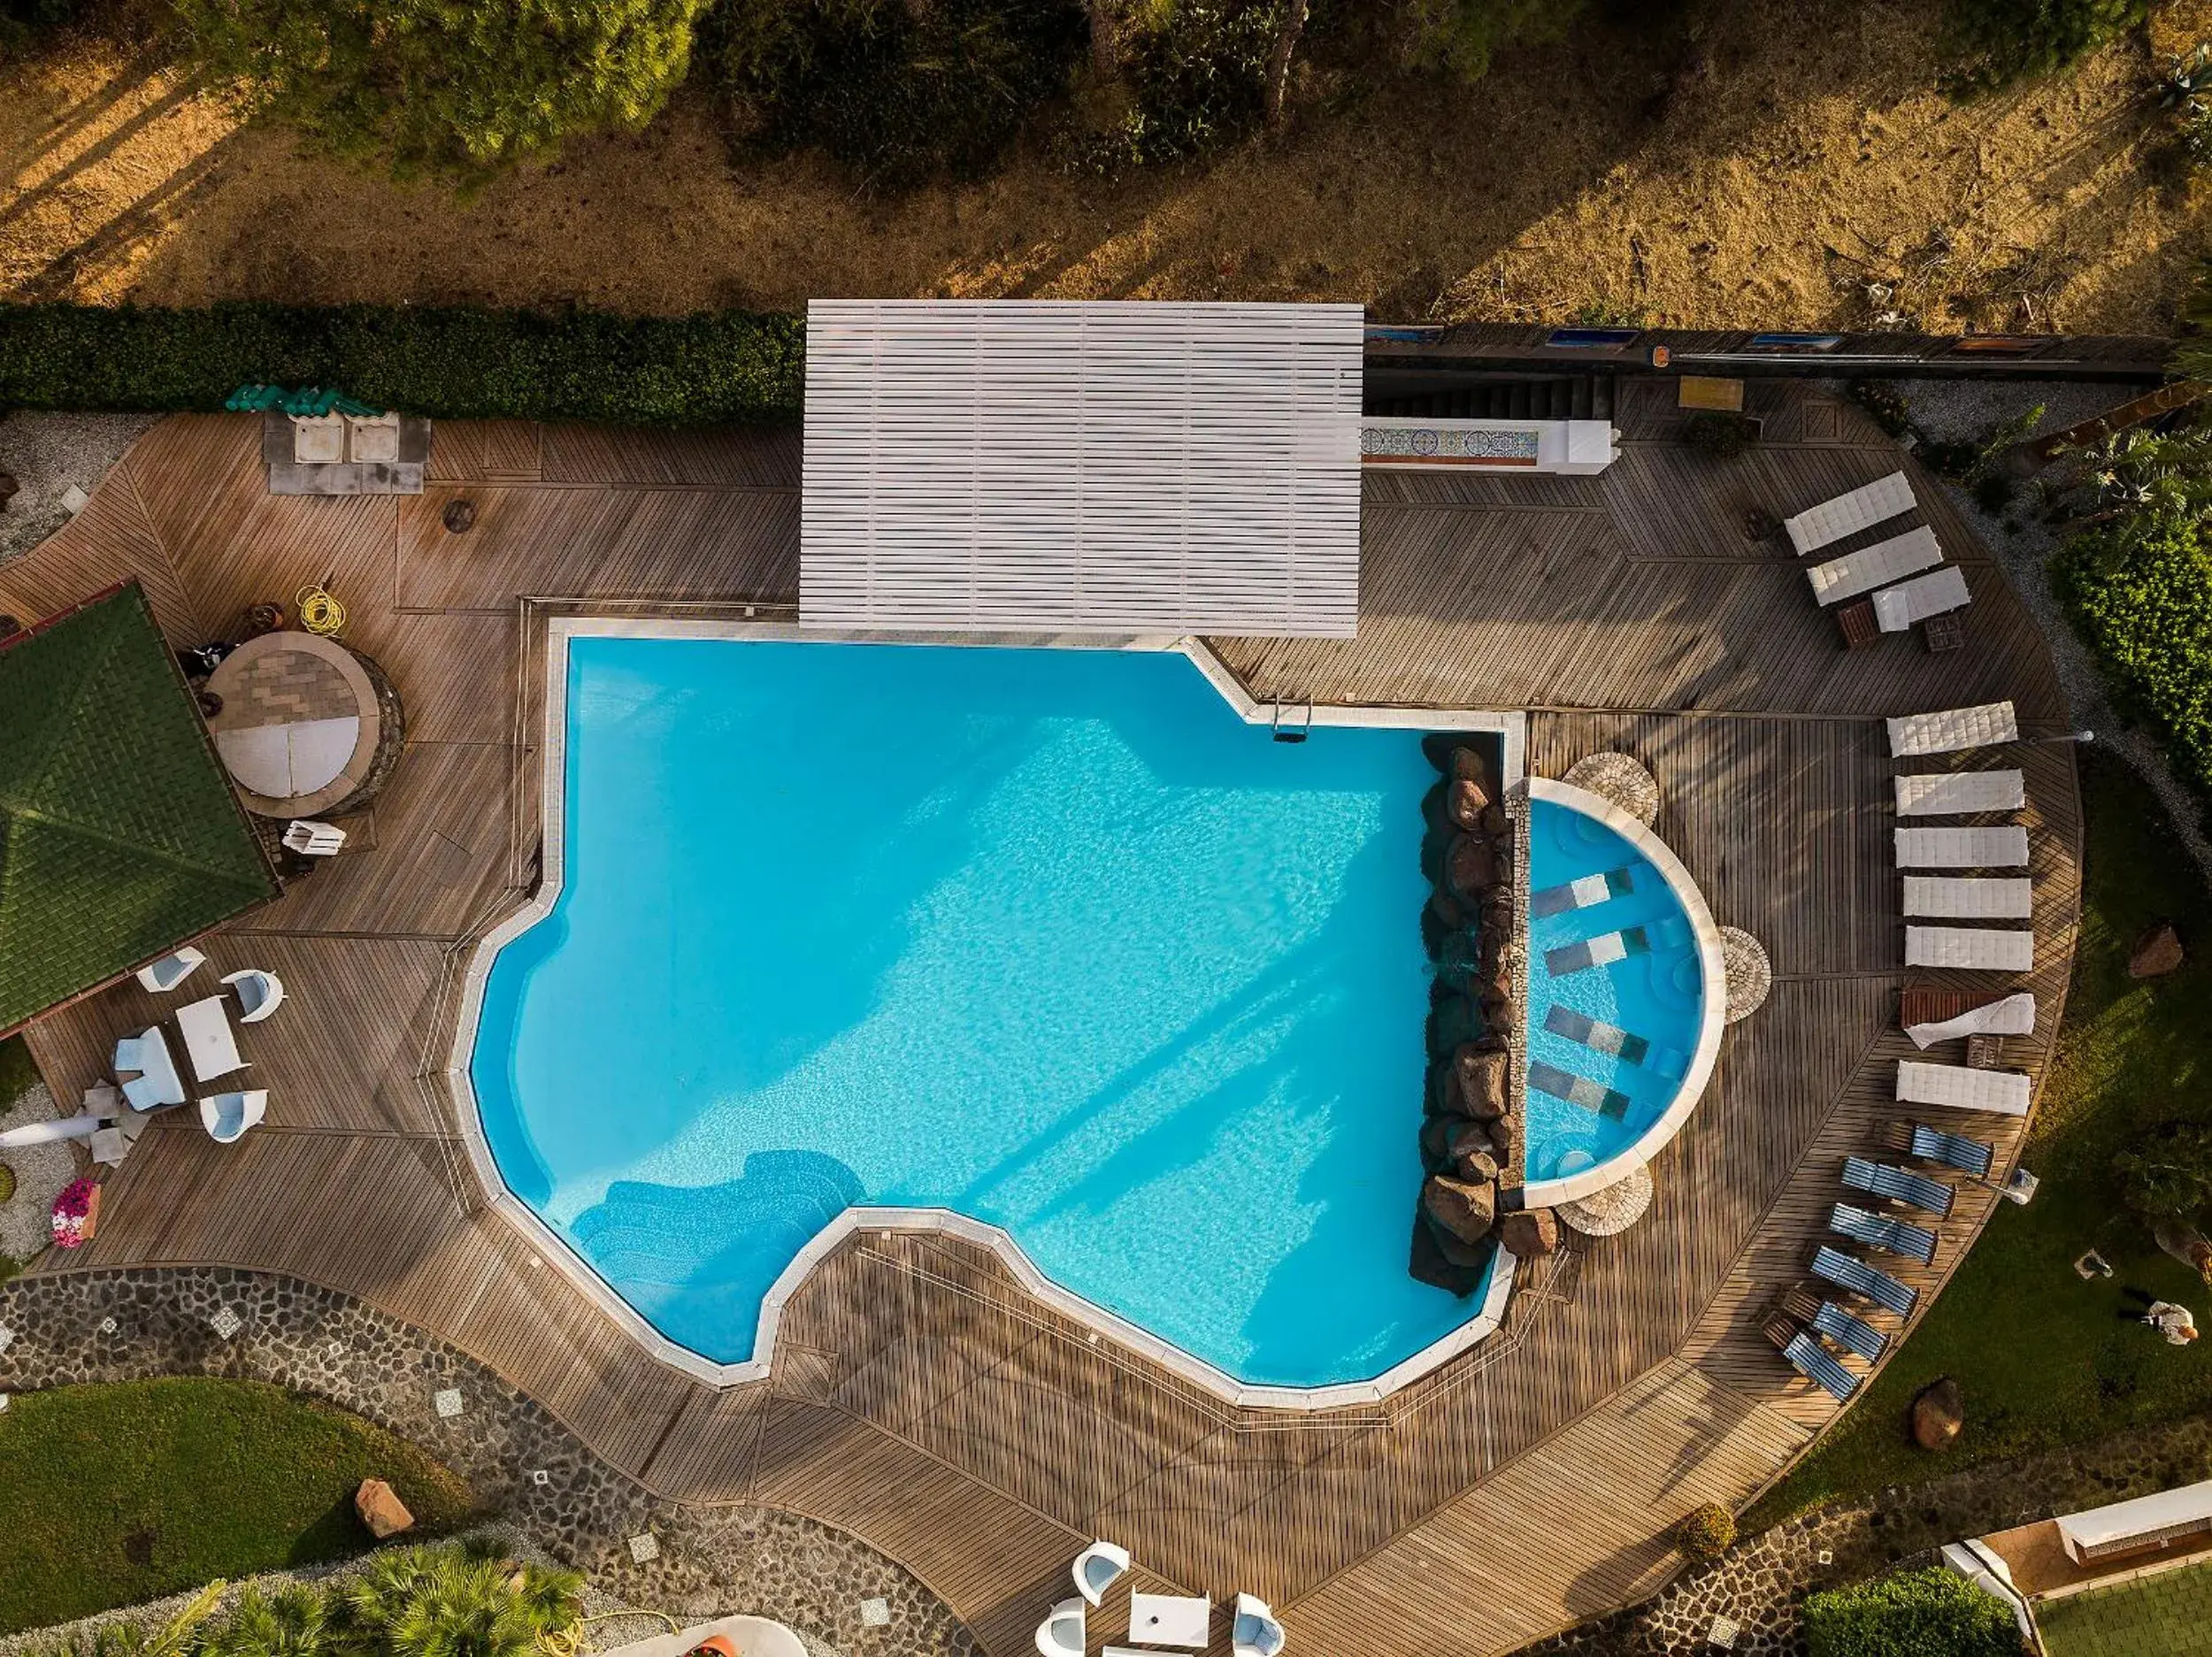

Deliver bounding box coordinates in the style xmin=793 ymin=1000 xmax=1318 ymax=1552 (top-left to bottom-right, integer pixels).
xmin=1894 ymin=826 xmax=2030 ymax=868
xmin=1906 ymin=925 xmax=2035 ymax=971
xmin=1785 ymin=471 xmax=1915 ymax=556
xmin=1886 ymin=702 xmax=2018 ymax=757
xmin=1906 ymin=991 xmax=2037 ymax=1048
xmin=1806 ymin=527 xmax=1944 ymax=607
xmin=1898 ymin=1059 xmax=2032 ymax=1116
xmin=1873 ymin=565 xmax=1971 ymax=633
xmin=1893 ymin=770 xmax=2026 ymax=817
xmin=1903 ymin=877 xmax=2035 ymax=919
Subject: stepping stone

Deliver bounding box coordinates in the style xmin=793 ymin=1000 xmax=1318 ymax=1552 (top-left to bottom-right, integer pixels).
xmin=208 ymin=1306 xmax=242 ymax=1341
xmin=859 ymin=1599 xmax=891 ymax=1628
xmin=1544 ymin=1005 xmax=1650 ymax=1065
xmin=1531 ymin=867 xmax=1636 ymax=917
xmin=1529 ymin=1062 xmax=1631 ymax=1120
xmin=628 ymin=1532 xmax=660 ymax=1563
xmin=1546 ymin=924 xmax=1653 ymax=977
xmin=433 ymin=1387 xmax=465 ymax=1418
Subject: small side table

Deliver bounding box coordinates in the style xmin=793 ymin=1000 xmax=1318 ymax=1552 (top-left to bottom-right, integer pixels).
xmin=1834 ymin=597 xmax=1878 ymax=651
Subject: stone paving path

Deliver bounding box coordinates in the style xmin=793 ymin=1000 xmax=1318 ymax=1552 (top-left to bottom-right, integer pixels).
xmin=0 ymin=1268 xmax=977 ymax=1657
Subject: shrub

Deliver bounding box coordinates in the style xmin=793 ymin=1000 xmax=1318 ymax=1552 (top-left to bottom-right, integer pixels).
xmin=2055 ymin=515 xmax=2212 ymax=803
xmin=1674 ymin=1502 xmax=1736 ymax=1561
xmin=1802 ymin=1567 xmax=2022 ymax=1657
xmin=1685 ymin=411 xmax=1757 ymax=459
xmin=1058 ymin=0 xmax=1277 ymax=170
xmin=0 ymin=303 xmax=804 ymax=426
xmin=172 ymin=0 xmax=705 ymax=181
xmin=1944 ymin=0 xmax=2147 ymax=89
xmin=1848 ymin=380 xmax=1911 ymax=440
xmin=1398 ymin=0 xmax=1581 ymax=81
xmin=707 ymin=0 xmax=1086 ymax=188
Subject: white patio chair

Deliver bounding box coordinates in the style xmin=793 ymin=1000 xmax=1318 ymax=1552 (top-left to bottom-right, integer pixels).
xmin=1805 ymin=527 xmax=1942 ymax=606
xmin=199 ymin=1090 xmax=268 ymax=1144
xmin=1905 ymin=991 xmax=2037 ymax=1049
xmin=221 ymin=969 xmax=287 ymax=1024
xmin=1886 ymin=702 xmax=2019 ymax=757
xmin=1233 ymin=1593 xmax=1287 ymax=1657
xmin=1898 ymin=1060 xmax=2032 ymax=1116
xmin=1071 ymin=1539 xmax=1131 ymax=1606
xmin=1893 ymin=770 xmax=2025 ymax=817
xmin=1872 ymin=565 xmax=1971 ymax=633
xmin=1901 ymin=877 xmax=2034 ymax=920
xmin=1783 ymin=470 xmax=1913 ymax=555
xmin=1033 ymin=1598 xmax=1084 ymax=1657
xmin=1904 ymin=924 xmax=2035 ymax=972
xmin=1893 ymin=826 xmax=2031 ymax=869
xmin=135 ymin=947 xmax=206 ymax=993
xmin=283 ymin=819 xmax=346 ymax=856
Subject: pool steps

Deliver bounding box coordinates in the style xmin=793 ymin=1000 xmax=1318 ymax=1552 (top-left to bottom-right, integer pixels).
xmin=1528 ymin=1061 xmax=1632 ymax=1120
xmin=1529 ymin=866 xmax=1636 ymax=918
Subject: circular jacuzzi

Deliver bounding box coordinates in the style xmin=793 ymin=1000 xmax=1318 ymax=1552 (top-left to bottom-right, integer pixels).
xmin=1520 ymin=778 xmax=1726 ymax=1207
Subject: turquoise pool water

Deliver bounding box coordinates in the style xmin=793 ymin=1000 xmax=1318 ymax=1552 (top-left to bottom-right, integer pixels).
xmin=471 ymin=637 xmax=1493 ymax=1387
xmin=1522 ymin=798 xmax=1706 ymax=1184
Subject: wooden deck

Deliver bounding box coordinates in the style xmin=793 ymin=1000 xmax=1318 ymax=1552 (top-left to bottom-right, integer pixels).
xmin=3 ymin=380 xmax=2081 ymax=1657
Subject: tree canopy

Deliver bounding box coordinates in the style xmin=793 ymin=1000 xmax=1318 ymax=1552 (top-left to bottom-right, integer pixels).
xmin=174 ymin=0 xmax=706 ymax=179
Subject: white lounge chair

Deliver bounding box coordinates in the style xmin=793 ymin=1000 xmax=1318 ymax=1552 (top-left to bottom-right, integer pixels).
xmin=1233 ymin=1593 xmax=1287 ymax=1657
xmin=1034 ymin=1598 xmax=1084 ymax=1657
xmin=1905 ymin=924 xmax=2035 ymax=972
xmin=199 ymin=1089 xmax=268 ymax=1144
xmin=1886 ymin=702 xmax=2019 ymax=757
xmin=1906 ymin=992 xmax=2037 ymax=1049
xmin=1893 ymin=770 xmax=2026 ymax=817
xmin=1898 ymin=1060 xmax=2032 ymax=1116
xmin=135 ymin=947 xmax=206 ymax=993
xmin=114 ymin=1026 xmax=187 ymax=1109
xmin=283 ymin=819 xmax=346 ymax=856
xmin=1894 ymin=826 xmax=2031 ymax=869
xmin=1071 ymin=1540 xmax=1131 ymax=1607
xmin=1806 ymin=527 xmax=1943 ymax=606
xmin=1902 ymin=877 xmax=2034 ymax=919
xmin=220 ymin=969 xmax=286 ymax=1024
xmin=1873 ymin=566 xmax=1971 ymax=633
xmin=1784 ymin=471 xmax=1914 ymax=555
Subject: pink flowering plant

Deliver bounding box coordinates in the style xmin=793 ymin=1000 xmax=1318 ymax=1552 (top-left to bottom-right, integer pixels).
xmin=50 ymin=1176 xmax=98 ymax=1248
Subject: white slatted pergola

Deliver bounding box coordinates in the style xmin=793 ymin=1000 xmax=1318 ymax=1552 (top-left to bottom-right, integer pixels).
xmin=800 ymin=300 xmax=1366 ymax=637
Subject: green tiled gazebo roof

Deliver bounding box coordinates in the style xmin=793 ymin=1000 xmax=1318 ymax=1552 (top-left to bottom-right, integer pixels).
xmin=0 ymin=583 xmax=280 ymax=1034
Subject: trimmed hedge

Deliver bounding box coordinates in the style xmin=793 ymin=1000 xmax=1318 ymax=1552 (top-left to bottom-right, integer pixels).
xmin=2055 ymin=516 xmax=2212 ymax=807
xmin=0 ymin=303 xmax=804 ymax=426
xmin=1802 ymin=1568 xmax=2022 ymax=1657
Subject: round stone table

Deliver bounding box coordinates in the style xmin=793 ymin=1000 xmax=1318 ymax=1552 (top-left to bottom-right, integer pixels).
xmin=204 ymin=631 xmax=385 ymax=817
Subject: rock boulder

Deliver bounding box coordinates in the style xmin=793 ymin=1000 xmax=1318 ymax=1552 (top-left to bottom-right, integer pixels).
xmin=2130 ymin=922 xmax=2186 ymax=980
xmin=1449 ymin=746 xmax=1490 ymax=787
xmin=1455 ymin=1046 xmax=1511 ymax=1120
xmin=1447 ymin=834 xmax=1497 ymax=901
xmin=1498 ymin=1208 xmax=1560 ymax=1258
xmin=1448 ymin=778 xmax=1491 ymax=830
xmin=1910 ymin=1377 xmax=1963 ymax=1451
xmin=1422 ymin=1174 xmax=1495 ymax=1245
xmin=355 ymin=1478 xmax=415 ymax=1539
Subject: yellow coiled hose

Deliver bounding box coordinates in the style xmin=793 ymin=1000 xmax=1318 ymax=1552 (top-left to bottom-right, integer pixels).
xmin=296 ymin=583 xmax=347 ymax=635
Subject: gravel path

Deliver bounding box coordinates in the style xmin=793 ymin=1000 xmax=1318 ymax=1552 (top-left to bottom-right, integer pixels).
xmin=0 ymin=1081 xmax=74 ymax=1267
xmin=0 ymin=411 xmax=161 ymax=570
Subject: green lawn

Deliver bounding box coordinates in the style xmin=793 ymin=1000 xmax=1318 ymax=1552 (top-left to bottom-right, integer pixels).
xmin=0 ymin=1378 xmax=477 ymax=1633
xmin=1753 ymin=748 xmax=2212 ymax=1523
xmin=0 ymin=1034 xmax=36 ymax=1110
xmin=2038 ymin=1559 xmax=2212 ymax=1656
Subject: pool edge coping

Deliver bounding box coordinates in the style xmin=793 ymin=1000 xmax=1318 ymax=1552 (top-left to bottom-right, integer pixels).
xmin=441 ymin=615 xmax=1525 ymax=1409
xmin=1517 ymin=776 xmax=1730 ymax=1210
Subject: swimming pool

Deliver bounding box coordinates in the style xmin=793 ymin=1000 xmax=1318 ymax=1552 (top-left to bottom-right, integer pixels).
xmin=467 ymin=632 xmax=1503 ymax=1393
xmin=1520 ymin=781 xmax=1721 ymax=1201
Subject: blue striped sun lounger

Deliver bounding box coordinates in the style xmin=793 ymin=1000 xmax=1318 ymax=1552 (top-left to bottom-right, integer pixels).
xmin=1830 ymin=1202 xmax=1938 ymax=1265
xmin=1528 ymin=1061 xmax=1632 ymax=1120
xmin=1812 ymin=1246 xmax=1919 ymax=1317
xmin=1909 ymin=1124 xmax=1995 ymax=1178
xmin=1784 ymin=1330 xmax=1862 ymax=1402
xmin=1842 ymin=1156 xmax=1955 ymax=1219
xmin=1811 ymin=1300 xmax=1889 ymax=1362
